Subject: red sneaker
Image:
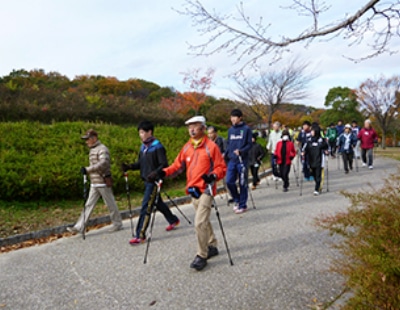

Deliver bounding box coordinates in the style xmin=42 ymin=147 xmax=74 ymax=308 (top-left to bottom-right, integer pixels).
xmin=166 ymin=219 xmax=180 ymax=231
xmin=129 ymin=237 xmax=146 ymax=245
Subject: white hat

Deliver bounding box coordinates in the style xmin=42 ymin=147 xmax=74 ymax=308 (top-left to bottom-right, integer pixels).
xmin=345 ymin=124 xmax=351 ymax=129
xmin=185 ymin=115 xmax=206 ymax=125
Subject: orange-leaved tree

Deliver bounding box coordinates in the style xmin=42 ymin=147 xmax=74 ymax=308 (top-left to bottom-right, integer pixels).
xmin=160 ymin=68 xmax=215 ymax=116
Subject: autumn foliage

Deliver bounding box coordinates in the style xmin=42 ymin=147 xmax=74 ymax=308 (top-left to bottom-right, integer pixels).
xmin=316 ymin=173 xmax=400 ymax=309
xmin=160 ymin=68 xmax=214 ymax=116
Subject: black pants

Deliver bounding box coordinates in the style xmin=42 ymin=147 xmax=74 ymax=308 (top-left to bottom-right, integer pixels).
xmin=342 ymin=152 xmax=353 ymax=172
xmin=329 ymin=141 xmax=336 ymax=156
xmin=280 ymin=164 xmax=291 ymax=189
xmin=310 ymin=166 xmax=322 ymax=192
xmin=250 ymin=165 xmax=260 ymax=186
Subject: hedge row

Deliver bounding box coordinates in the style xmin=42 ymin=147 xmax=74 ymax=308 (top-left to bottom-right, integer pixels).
xmin=1 ymin=121 xmax=226 ymax=201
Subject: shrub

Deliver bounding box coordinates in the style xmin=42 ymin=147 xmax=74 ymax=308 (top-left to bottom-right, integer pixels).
xmin=0 ymin=121 xmax=224 ymax=202
xmin=316 ymin=173 xmax=400 ymax=309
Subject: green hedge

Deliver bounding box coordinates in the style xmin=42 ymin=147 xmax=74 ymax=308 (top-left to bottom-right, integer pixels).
xmin=0 ymin=121 xmax=218 ymax=201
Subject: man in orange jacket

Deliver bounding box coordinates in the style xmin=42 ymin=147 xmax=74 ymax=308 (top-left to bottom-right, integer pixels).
xmin=148 ymin=115 xmax=226 ymax=271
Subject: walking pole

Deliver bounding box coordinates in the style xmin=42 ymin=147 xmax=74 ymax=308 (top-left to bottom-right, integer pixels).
xmin=82 ymin=172 xmax=88 ymax=240
xmin=162 ymin=190 xmax=192 ymax=224
xmin=292 ymin=160 xmax=299 ymax=187
xmin=354 ymin=150 xmax=359 ymax=172
xmin=239 ymin=155 xmax=256 ymax=209
xmin=124 ymin=172 xmax=135 ymax=237
xmin=143 ymin=180 xmax=162 ymax=264
xmin=208 ymin=184 xmax=234 ymax=266
xmin=260 ymin=162 xmax=269 ymax=187
xmin=300 ymin=156 xmax=304 ymax=196
xmin=326 ymin=155 xmax=329 ymax=192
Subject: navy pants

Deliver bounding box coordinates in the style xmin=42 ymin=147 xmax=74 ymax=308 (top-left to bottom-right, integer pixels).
xmin=226 ymin=160 xmax=249 ymax=210
xmin=136 ymin=182 xmax=178 ymax=239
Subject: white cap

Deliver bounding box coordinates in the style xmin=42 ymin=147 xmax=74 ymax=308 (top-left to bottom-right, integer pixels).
xmin=185 ymin=115 xmax=206 ymax=125
xmin=345 ymin=124 xmax=351 ymax=129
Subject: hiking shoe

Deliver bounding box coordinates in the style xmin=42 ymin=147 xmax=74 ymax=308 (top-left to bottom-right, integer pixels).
xmin=233 ymin=203 xmax=239 ymax=211
xmin=235 ymin=207 xmax=247 ymax=214
xmin=166 ymin=219 xmax=180 ymax=231
xmin=129 ymin=237 xmax=146 ymax=245
xmin=190 ymin=255 xmax=207 ymax=271
xmin=369 ymin=166 xmax=373 ymax=170
xmin=108 ymin=225 xmax=123 ymax=232
xmin=313 ymin=191 xmax=320 ymax=196
xmin=207 ymin=246 xmax=219 ymax=259
xmin=67 ymin=226 xmax=79 ymax=233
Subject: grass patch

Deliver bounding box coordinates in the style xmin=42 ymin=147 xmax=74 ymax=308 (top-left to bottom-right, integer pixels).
xmin=375 ymin=147 xmax=400 ymax=161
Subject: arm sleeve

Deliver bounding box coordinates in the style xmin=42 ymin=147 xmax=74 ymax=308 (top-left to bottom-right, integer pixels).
xmin=211 ymin=145 xmax=227 ymax=181
xmin=156 ymin=146 xmax=169 ymax=171
xmin=164 ymin=146 xmax=186 ymax=178
xmin=86 ymin=149 xmax=109 ymax=174
xmin=239 ymin=127 xmax=253 ymax=154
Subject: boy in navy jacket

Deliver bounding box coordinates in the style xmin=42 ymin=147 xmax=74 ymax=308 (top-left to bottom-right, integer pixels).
xmin=225 ymin=109 xmax=253 ymax=214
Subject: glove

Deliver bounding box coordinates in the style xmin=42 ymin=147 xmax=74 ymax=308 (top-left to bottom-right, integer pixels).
xmin=80 ymin=167 xmax=87 ymax=175
xmin=147 ymin=169 xmax=166 ymax=182
xmin=121 ymin=163 xmax=131 ymax=172
xmin=201 ymin=173 xmax=216 ymax=184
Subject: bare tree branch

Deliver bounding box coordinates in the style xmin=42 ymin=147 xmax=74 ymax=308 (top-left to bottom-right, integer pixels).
xmin=356 ymin=75 xmax=400 ymax=148
xmin=179 ymin=0 xmax=400 ymax=71
xmin=232 ymin=59 xmax=315 ymax=127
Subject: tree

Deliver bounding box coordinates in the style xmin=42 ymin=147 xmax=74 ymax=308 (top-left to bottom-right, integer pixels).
xmin=160 ymin=67 xmax=215 ymax=116
xmin=233 ymin=59 xmax=314 ymax=128
xmin=320 ymin=86 xmax=364 ymax=126
xmin=356 ymin=76 xmax=400 ymax=148
xmin=180 ymin=1 xmax=400 ymax=71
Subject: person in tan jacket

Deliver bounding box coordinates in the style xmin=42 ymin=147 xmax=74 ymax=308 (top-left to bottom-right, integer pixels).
xmin=67 ymin=129 xmax=122 ymax=234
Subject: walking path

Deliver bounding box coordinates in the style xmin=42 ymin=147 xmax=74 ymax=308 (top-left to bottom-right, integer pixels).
xmin=0 ymin=156 xmax=398 ymax=310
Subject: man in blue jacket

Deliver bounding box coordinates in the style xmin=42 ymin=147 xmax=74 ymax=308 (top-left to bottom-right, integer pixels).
xmin=225 ymin=109 xmax=253 ymax=214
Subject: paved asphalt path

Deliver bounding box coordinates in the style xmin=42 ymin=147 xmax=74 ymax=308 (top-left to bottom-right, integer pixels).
xmin=1 ymin=156 xmax=398 ymax=310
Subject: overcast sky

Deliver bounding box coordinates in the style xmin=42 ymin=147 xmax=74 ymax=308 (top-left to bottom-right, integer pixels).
xmin=1 ymin=0 xmax=399 ymax=108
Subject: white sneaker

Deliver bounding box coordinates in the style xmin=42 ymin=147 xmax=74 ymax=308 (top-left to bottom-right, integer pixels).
xmin=362 ymin=163 xmax=367 ymax=167
xmin=369 ymin=166 xmax=373 ymax=170
xmin=233 ymin=203 xmax=239 ymax=211
xmin=313 ymin=191 xmax=320 ymax=196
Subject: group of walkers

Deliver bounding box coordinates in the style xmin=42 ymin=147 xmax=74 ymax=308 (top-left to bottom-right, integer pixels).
xmin=67 ymin=109 xmax=379 ymax=271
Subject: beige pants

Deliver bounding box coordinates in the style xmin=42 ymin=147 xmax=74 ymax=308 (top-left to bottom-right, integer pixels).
xmin=74 ymin=186 xmax=122 ymax=231
xmin=192 ymin=194 xmax=217 ymax=259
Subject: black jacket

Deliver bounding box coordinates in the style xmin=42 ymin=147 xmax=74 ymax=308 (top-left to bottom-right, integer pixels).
xmin=248 ymin=142 xmax=265 ymax=166
xmin=303 ymin=136 xmax=328 ymax=168
xmin=129 ymin=139 xmax=168 ymax=181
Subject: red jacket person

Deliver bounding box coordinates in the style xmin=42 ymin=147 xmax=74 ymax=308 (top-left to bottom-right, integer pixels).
xmin=151 ymin=116 xmax=226 ymax=271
